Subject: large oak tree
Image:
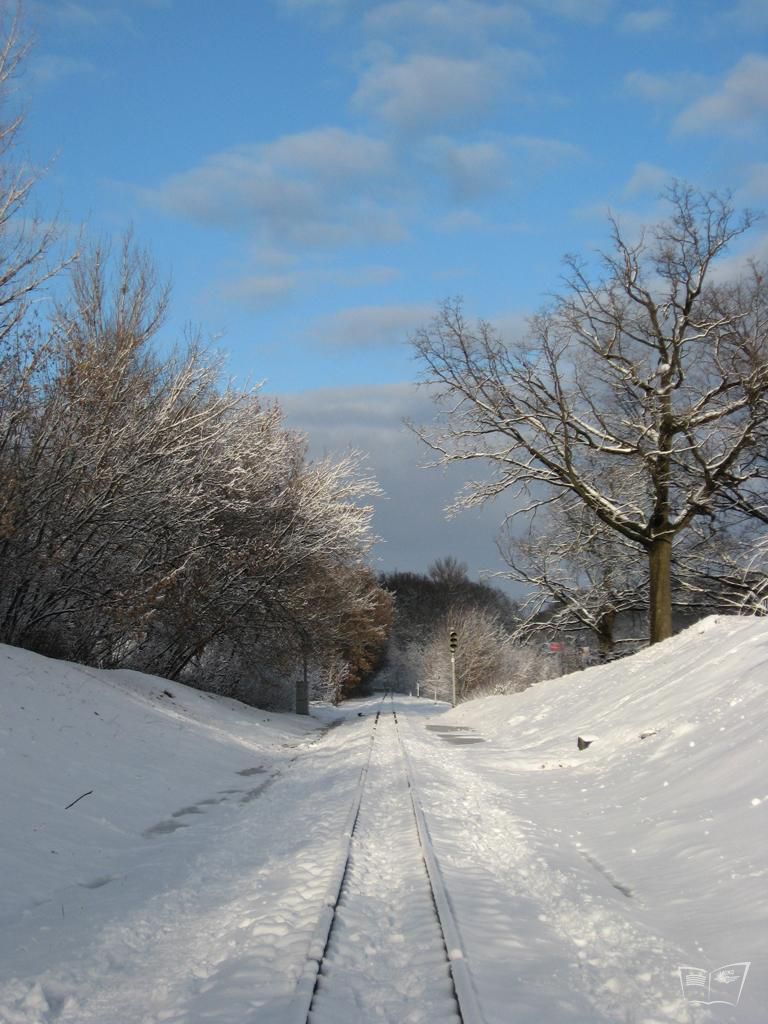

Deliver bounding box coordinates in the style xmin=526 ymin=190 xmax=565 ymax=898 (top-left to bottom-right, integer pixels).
xmin=413 ymin=186 xmax=768 ymax=643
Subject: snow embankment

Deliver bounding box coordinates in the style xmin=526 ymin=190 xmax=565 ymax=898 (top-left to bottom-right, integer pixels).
xmin=438 ymin=615 xmax=767 ymax=1019
xmin=0 ymin=644 xmax=320 ymax=985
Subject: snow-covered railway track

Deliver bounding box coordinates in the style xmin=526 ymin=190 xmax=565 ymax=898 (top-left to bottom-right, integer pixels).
xmin=288 ymin=695 xmax=485 ymax=1024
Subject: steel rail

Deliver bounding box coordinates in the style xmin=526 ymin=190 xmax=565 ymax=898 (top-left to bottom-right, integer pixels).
xmin=283 ymin=699 xmax=383 ymax=1024
xmin=391 ymin=695 xmax=488 ymax=1024
xmin=287 ymin=693 xmax=486 ymax=1024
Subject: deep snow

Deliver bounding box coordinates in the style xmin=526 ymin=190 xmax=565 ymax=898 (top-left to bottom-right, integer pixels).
xmin=0 ymin=615 xmax=765 ymax=1023
xmin=414 ymin=614 xmax=767 ymax=1022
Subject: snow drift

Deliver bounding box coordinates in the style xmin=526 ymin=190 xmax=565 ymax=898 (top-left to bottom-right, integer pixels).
xmin=0 ymin=615 xmax=766 ymax=1023
xmin=434 ymin=614 xmax=767 ymax=1020
xmin=0 ymin=645 xmax=321 ymax=988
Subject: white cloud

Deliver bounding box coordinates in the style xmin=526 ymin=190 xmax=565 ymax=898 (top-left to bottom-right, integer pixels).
xmin=279 ymin=382 xmax=518 ymax=584
xmin=491 ymin=309 xmax=534 ymax=344
xmin=740 ymin=162 xmax=768 ymax=199
xmin=419 ymin=134 xmax=581 ymax=201
xmin=28 ymin=54 xmax=97 ymax=85
xmin=221 ymin=264 xmax=401 ymax=311
xmin=313 ymin=304 xmax=435 ymax=349
xmin=59 ymin=2 xmax=119 ymax=25
xmin=30 ymin=1 xmax=128 ymax=28
xmin=365 ymin=1 xmax=533 ymax=41
xmin=623 ymin=161 xmax=670 ymax=196
xmin=623 ymin=69 xmax=707 ymax=102
xmin=274 ymin=0 xmax=349 ymax=10
xmin=56 ymin=1 xmax=107 ymax=22
xmin=707 ymin=228 xmax=768 ymax=283
xmin=619 ymin=7 xmax=670 ymax=32
xmin=264 ymin=127 xmax=393 ymax=179
xmin=353 ymin=50 xmax=536 ymax=130
xmin=143 ymin=128 xmax=405 ymax=251
xmin=725 ymin=0 xmax=768 ymax=30
xmin=623 ymin=70 xmax=669 ymax=101
xmin=675 ymin=54 xmax=768 ymax=136
xmin=436 ymin=209 xmax=490 ymax=232
xmin=421 ymin=137 xmax=510 ymax=200
xmin=509 ymin=135 xmax=585 ymax=166
xmin=30 ymin=1 xmax=155 ymax=31
xmin=148 ymin=162 xmax=314 ymax=229
xmin=220 ymin=274 xmax=298 ymax=310
xmin=526 ymin=0 xmax=613 ymax=22
xmin=316 ymin=265 xmax=403 ymax=289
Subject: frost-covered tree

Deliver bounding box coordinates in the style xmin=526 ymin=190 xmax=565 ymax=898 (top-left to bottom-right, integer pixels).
xmin=673 ymin=514 xmax=768 ymax=615
xmin=0 ymin=235 xmax=385 ymax=704
xmin=419 ymin=605 xmax=551 ymax=703
xmin=413 ymin=185 xmax=768 ymax=644
xmin=0 ymin=10 xmax=387 ymax=704
xmin=378 ymin=561 xmax=517 ymax=692
xmin=499 ymin=494 xmax=646 ymax=655
xmin=0 ymin=236 xmax=229 ymax=659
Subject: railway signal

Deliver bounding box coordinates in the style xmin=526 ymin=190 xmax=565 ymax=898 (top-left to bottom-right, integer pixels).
xmin=448 ymin=628 xmax=458 ymax=706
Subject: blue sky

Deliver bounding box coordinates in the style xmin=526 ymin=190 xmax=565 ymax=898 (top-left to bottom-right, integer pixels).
xmin=18 ymin=0 xmax=768 ymax=585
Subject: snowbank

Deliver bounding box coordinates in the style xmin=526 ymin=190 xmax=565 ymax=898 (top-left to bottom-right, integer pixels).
xmin=0 ymin=644 xmax=321 ymax=983
xmin=1 ymin=618 xmax=765 ymax=1022
xmin=436 ymin=615 xmax=767 ymax=1018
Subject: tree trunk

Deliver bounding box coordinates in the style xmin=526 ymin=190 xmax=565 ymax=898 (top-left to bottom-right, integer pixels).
xmin=649 ymin=537 xmax=673 ymax=644
xmin=295 ymin=648 xmax=309 ymax=715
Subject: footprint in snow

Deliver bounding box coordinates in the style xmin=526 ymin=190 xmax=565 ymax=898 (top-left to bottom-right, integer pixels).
xmin=142 ymin=819 xmax=190 ymax=838
xmin=172 ymin=804 xmax=206 ymax=818
xmin=78 ymin=874 xmax=121 ymax=889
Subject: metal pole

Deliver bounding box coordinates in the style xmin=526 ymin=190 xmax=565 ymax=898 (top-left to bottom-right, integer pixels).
xmin=451 ymin=652 xmax=456 ymax=707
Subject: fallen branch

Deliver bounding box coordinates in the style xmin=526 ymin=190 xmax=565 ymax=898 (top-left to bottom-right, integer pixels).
xmin=64 ymin=790 xmax=93 ymax=810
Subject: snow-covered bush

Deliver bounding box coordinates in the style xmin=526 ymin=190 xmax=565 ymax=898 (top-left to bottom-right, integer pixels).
xmin=418 ymin=605 xmax=551 ymax=703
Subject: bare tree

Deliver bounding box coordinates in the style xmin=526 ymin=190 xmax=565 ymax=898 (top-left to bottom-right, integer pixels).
xmin=0 ymin=8 xmax=388 ymax=701
xmin=413 ymin=185 xmax=768 ymax=644
xmin=499 ymin=495 xmax=646 ymax=655
xmin=0 ymin=236 xmax=227 ymax=656
xmin=0 ymin=5 xmax=68 ymax=341
xmin=427 ymin=555 xmax=469 ymax=586
xmin=0 ymin=231 xmax=385 ymax=706
xmin=673 ymin=514 xmax=768 ymax=615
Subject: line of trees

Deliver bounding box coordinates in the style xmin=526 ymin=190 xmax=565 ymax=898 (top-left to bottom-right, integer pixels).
xmin=413 ymin=185 xmax=768 ymax=648
xmin=0 ymin=10 xmax=390 ymax=709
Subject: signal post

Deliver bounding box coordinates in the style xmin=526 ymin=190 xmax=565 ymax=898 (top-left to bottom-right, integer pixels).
xmin=449 ymin=628 xmax=458 ymax=706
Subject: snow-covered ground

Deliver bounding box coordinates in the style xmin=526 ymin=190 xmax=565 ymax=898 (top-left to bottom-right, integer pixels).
xmin=0 ymin=645 xmax=365 ymax=1023
xmin=308 ymin=711 xmax=460 ymax=1024
xmin=0 ymin=615 xmax=765 ymax=1023
xmin=406 ymin=614 xmax=767 ymax=1023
